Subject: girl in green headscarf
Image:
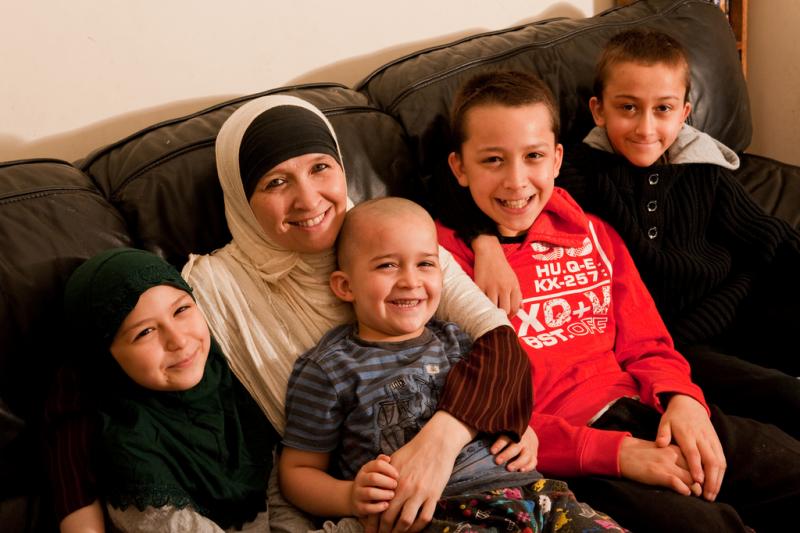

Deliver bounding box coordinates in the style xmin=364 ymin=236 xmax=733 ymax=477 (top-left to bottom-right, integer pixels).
xmin=63 ymin=247 xmax=275 ymax=532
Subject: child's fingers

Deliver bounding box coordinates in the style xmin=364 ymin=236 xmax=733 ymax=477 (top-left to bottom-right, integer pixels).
xmin=697 ymin=438 xmax=725 ymax=501
xmin=676 ymin=439 xmax=704 ymax=485
xmin=665 ymin=471 xmax=693 ymax=496
xmin=484 ymin=287 xmax=500 ymax=309
xmin=360 ymin=471 xmax=399 ymax=490
xmin=363 ymin=457 xmax=400 ymax=480
xmin=672 ymin=445 xmax=709 ymax=497
xmin=494 ymin=441 xmax=521 ymax=465
xmin=655 ymin=418 xmax=672 ymax=448
xmin=510 ymin=286 xmax=522 ymax=316
xmin=490 ymin=434 xmax=512 ymax=454
xmin=658 ymin=451 xmax=694 ymax=495
xmin=355 ymin=500 xmax=392 ymax=517
xmin=356 ymin=486 xmax=396 ymax=503
xmin=506 ymin=446 xmax=537 ymax=472
xmin=496 ymin=426 xmax=538 ymax=469
xmin=497 ymin=291 xmax=511 ymax=315
xmin=375 ymin=460 xmax=400 ymax=479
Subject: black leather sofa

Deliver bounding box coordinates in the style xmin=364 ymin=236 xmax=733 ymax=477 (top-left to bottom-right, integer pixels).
xmin=2 ymin=1 xmax=798 ymax=530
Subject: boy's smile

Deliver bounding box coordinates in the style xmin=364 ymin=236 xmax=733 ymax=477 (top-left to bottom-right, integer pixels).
xmin=590 ymin=61 xmax=691 ymax=168
xmin=449 ymin=103 xmax=563 ymax=237
xmin=331 ymin=209 xmax=443 ymax=343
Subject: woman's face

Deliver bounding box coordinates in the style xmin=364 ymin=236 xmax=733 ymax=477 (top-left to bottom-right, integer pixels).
xmin=248 ymin=152 xmax=348 ymax=254
xmin=110 ymin=285 xmax=210 ymax=391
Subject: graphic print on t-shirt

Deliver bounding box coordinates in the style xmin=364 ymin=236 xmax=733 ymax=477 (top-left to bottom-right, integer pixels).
xmin=514 ymin=223 xmax=613 ymax=350
xmin=376 ymin=373 xmax=439 ymax=453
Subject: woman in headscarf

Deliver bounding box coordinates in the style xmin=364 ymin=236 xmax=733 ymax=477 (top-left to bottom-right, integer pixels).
xmin=62 ymin=247 xmax=275 ymax=532
xmin=181 ymin=94 xmax=534 ymax=532
xmin=52 ymin=95 xmax=534 ymax=533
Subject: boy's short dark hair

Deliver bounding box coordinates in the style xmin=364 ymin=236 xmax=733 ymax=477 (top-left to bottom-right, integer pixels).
xmin=450 ymin=70 xmax=560 ymax=151
xmin=593 ymin=29 xmax=691 ymax=101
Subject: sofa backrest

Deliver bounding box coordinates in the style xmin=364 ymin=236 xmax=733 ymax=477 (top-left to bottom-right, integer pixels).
xmin=358 ymin=0 xmax=751 ymax=214
xmin=0 ymin=159 xmax=132 ymax=530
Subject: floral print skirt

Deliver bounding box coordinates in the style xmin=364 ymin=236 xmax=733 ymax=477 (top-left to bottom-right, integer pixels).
xmin=426 ymin=479 xmax=627 ymax=533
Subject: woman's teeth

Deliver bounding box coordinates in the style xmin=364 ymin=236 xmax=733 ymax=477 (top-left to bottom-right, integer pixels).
xmin=292 ymin=211 xmax=326 ymax=227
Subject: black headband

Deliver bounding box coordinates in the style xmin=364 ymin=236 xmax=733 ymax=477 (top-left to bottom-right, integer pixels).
xmin=239 ymin=105 xmax=341 ymax=198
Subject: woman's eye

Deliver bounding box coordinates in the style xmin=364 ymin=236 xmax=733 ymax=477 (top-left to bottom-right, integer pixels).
xmin=419 ymin=261 xmax=437 ymax=268
xmin=175 ymin=305 xmax=191 ymax=316
xmin=264 ymin=177 xmax=286 ymax=190
xmin=312 ymin=162 xmax=330 ymax=173
xmin=527 ymin=152 xmax=543 ymax=160
xmin=621 ymin=104 xmax=636 ymax=112
xmin=656 ymin=105 xmax=672 ymax=113
xmin=482 ymin=156 xmax=502 ymax=164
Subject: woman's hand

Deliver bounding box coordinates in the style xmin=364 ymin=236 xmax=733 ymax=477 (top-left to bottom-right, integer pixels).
xmin=656 ymin=394 xmax=726 ymax=501
xmin=382 ymin=411 xmax=474 ymax=533
xmin=471 ymin=235 xmax=521 ymax=316
xmin=619 ymin=436 xmax=701 ymax=496
xmin=351 ymin=454 xmax=398 ymax=525
xmin=490 ymin=425 xmax=538 ymax=472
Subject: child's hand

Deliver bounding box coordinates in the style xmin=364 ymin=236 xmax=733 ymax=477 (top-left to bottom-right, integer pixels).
xmin=490 ymin=426 xmax=538 ymax=472
xmin=656 ymin=394 xmax=726 ymax=501
xmin=472 ymin=234 xmax=521 ymax=316
xmin=619 ymin=436 xmax=700 ymax=496
xmin=351 ymin=454 xmax=399 ymax=520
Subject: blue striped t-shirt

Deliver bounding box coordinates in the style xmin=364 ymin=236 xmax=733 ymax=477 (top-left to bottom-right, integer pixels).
xmin=283 ymin=319 xmax=541 ymax=494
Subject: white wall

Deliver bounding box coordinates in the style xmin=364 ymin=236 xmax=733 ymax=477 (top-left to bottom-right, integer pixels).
xmin=1 ymin=1 xmax=612 ymax=163
xmin=746 ymin=0 xmax=800 ymax=166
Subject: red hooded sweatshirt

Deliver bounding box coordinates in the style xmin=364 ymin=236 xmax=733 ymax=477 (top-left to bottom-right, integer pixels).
xmin=437 ymin=187 xmax=707 ymax=477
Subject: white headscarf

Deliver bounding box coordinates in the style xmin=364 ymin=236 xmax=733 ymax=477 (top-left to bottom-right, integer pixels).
xmin=182 ymin=95 xmax=354 ymax=434
xmin=183 ymin=95 xmax=508 ymax=435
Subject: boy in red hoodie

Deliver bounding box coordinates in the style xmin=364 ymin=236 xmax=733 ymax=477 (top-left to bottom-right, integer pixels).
xmin=436 ymin=69 xmax=800 ymax=533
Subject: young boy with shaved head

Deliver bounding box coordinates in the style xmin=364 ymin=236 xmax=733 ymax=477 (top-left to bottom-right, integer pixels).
xmin=279 ymin=196 xmax=625 ymax=533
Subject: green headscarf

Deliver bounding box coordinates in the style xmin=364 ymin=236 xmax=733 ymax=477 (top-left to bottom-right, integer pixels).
xmin=64 ymin=248 xmax=274 ymax=529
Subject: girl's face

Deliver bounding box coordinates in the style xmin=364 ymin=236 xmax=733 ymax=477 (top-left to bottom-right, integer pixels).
xmin=110 ymin=285 xmax=210 ymax=391
xmin=248 ymin=152 xmax=348 ymax=254
xmin=449 ymin=103 xmax=563 ymax=237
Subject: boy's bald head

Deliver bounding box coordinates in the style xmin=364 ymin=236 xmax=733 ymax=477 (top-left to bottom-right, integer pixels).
xmin=336 ymin=197 xmax=436 ymax=271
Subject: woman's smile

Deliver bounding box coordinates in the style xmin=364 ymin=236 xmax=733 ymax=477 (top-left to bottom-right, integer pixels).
xmin=288 ymin=206 xmax=331 ymax=229
xmin=248 ymin=152 xmax=348 ymax=253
